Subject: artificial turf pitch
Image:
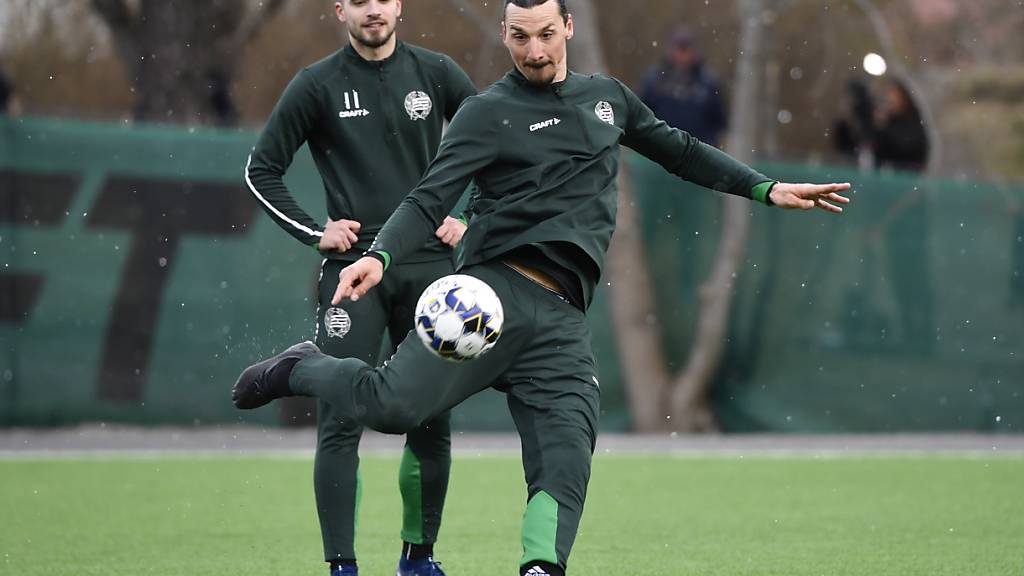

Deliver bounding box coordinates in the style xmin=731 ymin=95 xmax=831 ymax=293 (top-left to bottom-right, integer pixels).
xmin=1 ymin=454 xmax=1021 ymax=575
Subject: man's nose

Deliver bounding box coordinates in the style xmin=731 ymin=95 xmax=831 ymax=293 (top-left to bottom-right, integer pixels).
xmin=527 ymin=39 xmax=545 ymax=62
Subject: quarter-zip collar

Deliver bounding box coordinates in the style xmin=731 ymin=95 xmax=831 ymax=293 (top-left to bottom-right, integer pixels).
xmin=343 ymin=39 xmax=406 ymax=69
xmin=507 ymin=66 xmax=577 ymax=95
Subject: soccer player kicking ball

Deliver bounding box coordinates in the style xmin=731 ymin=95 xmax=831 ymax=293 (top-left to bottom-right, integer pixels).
xmin=244 ymin=1 xmax=475 ymax=575
xmin=235 ymin=1 xmax=851 ymax=575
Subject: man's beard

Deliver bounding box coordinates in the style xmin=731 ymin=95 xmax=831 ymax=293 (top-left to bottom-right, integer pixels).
xmin=351 ymin=22 xmax=395 ymax=49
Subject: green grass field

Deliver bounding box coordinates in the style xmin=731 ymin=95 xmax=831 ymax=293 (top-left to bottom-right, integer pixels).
xmin=2 ymin=454 xmax=1022 ymax=575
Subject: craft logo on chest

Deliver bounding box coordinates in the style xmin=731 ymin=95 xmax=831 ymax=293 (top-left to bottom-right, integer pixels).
xmin=338 ymin=90 xmax=370 ymax=119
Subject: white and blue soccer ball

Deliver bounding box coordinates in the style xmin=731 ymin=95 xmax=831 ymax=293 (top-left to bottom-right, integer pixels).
xmin=414 ymin=274 xmax=504 ymax=361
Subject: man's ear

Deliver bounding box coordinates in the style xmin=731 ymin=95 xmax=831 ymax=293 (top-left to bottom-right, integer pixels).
xmin=565 ymin=14 xmax=574 ymax=40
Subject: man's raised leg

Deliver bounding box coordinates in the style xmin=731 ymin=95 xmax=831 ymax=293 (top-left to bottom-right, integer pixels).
xmin=235 ymin=263 xmax=528 ymax=434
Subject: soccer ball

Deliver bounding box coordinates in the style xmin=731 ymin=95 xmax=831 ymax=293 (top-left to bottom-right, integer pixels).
xmin=414 ymin=274 xmax=504 ymax=361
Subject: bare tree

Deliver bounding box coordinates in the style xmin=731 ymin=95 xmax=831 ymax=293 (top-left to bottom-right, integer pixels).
xmin=667 ymin=0 xmax=770 ymax=431
xmin=562 ymin=0 xmax=673 ymax=431
xmin=607 ymin=0 xmax=773 ymax=432
xmin=444 ymin=0 xmax=506 ymax=83
xmin=90 ymin=0 xmax=286 ymax=124
xmin=558 ymin=0 xmax=774 ymax=432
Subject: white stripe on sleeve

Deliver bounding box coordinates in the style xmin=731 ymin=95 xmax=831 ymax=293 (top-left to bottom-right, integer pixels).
xmin=245 ymin=153 xmax=323 ymax=239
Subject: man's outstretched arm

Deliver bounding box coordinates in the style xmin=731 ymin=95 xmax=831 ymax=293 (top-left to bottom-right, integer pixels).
xmin=617 ymin=78 xmax=851 ymax=211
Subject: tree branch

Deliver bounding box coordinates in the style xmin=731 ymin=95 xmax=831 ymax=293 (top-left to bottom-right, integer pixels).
xmin=565 ymin=0 xmax=604 ymax=75
xmin=668 ymin=0 xmax=766 ymax=433
xmin=444 ymin=0 xmax=504 ymax=46
xmin=90 ymin=0 xmax=135 ymax=32
xmin=608 ymin=165 xmax=672 ymax=431
xmin=89 ymin=0 xmax=140 ymax=76
xmin=227 ymin=0 xmax=288 ymax=55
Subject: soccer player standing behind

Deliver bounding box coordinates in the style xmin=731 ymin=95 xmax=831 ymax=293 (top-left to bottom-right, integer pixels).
xmin=244 ymin=1 xmax=475 ymax=575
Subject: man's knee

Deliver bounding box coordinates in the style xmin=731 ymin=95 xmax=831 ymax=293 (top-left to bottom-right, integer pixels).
xmin=317 ymin=418 xmax=363 ymax=453
xmin=406 ymin=413 xmax=452 ymax=451
xmin=368 ymin=402 xmax=423 ymax=434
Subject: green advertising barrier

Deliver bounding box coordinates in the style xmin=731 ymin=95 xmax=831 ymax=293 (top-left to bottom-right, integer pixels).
xmin=629 ymin=155 xmax=1023 ymax=432
xmin=0 ymin=117 xmax=619 ymax=430
xmin=1 ymin=116 xmax=1020 ymax=431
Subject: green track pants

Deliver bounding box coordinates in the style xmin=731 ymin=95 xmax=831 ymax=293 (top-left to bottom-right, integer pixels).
xmin=294 ymin=260 xmax=601 ymax=571
xmin=313 ymin=258 xmax=454 ymax=562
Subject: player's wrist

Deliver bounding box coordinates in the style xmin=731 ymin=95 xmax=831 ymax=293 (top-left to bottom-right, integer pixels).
xmin=364 ymin=250 xmax=391 ymax=271
xmin=752 ymin=180 xmax=778 ymax=206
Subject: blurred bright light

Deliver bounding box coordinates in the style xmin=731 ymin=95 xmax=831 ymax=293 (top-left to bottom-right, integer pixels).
xmin=863 ymin=53 xmax=887 ymax=76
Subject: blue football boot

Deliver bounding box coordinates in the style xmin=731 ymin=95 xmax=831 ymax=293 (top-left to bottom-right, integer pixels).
xmin=396 ymin=556 xmax=446 ymax=576
xmin=330 ymin=564 xmax=358 ymax=576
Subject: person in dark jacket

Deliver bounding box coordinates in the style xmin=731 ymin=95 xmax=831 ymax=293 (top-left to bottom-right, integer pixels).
xmin=639 ymin=26 xmax=727 ymax=147
xmin=0 ymin=68 xmax=13 ymax=115
xmin=872 ymin=79 xmax=929 ymax=171
xmin=872 ymin=79 xmax=933 ymax=352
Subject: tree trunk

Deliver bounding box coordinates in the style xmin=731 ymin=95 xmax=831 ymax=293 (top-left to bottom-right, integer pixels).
xmin=564 ymin=0 xmax=603 ymax=76
xmin=668 ymin=0 xmax=767 ymax=431
xmin=91 ymin=0 xmax=284 ymax=125
xmin=444 ymin=0 xmax=504 ymax=84
xmin=568 ymin=0 xmax=675 ymax=431
xmin=666 ymin=196 xmax=750 ymax=432
xmin=131 ymin=2 xmax=207 ymax=123
xmin=607 ymin=166 xmax=672 ymax=431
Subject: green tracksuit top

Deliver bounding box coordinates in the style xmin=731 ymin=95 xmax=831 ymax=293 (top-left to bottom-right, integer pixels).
xmin=246 ymin=41 xmax=476 ymax=261
xmin=370 ymin=68 xmax=773 ymax=308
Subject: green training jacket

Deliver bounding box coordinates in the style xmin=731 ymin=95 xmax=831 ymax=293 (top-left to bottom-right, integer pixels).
xmin=246 ymin=41 xmax=476 ymax=261
xmin=370 ymin=68 xmax=773 ymax=308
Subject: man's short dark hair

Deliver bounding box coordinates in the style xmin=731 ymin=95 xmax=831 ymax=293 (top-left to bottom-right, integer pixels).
xmin=504 ymin=0 xmax=569 ymax=24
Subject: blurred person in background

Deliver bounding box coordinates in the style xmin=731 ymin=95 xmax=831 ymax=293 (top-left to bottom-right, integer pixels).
xmin=833 ymin=77 xmax=929 ymax=172
xmin=639 ymin=25 xmax=727 ymax=147
xmin=833 ymin=78 xmax=877 ymax=170
xmin=0 ymin=66 xmax=16 ymax=115
xmin=871 ymin=78 xmax=933 ymax=354
xmin=834 ymin=76 xmax=934 ymax=353
xmin=206 ymin=69 xmax=239 ymax=126
xmin=244 ymin=0 xmax=476 ymax=574
xmin=872 ymin=79 xmax=929 ymax=172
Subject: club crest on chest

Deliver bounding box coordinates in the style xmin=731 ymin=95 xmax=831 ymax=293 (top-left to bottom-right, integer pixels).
xmin=405 ymin=91 xmax=433 ymax=121
xmin=595 ymin=101 xmax=615 ymax=125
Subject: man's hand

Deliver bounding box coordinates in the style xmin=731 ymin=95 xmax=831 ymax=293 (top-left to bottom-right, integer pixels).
xmin=769 ymin=182 xmax=852 ymax=213
xmin=332 ymin=256 xmax=384 ymax=304
xmin=435 ymin=216 xmax=467 ymax=247
xmin=318 ymin=218 xmax=361 ymax=252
